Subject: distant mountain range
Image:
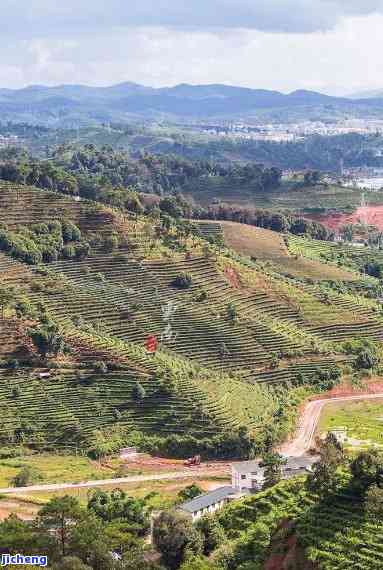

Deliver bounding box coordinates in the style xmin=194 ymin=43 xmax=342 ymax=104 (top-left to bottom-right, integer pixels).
xmin=1 ymin=82 xmax=383 ymax=126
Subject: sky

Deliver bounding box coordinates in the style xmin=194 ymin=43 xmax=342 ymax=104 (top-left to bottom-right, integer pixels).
xmin=1 ymin=0 xmax=383 ymax=94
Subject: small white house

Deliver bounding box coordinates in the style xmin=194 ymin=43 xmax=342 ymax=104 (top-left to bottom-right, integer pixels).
xmin=232 ymin=460 xmax=264 ymax=492
xmin=232 ymin=455 xmax=316 ymax=492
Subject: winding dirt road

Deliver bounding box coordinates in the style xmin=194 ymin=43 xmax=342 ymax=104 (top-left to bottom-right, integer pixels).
xmin=280 ymin=393 xmax=383 ymax=457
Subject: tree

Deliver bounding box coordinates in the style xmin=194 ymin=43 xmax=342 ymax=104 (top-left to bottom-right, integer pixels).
xmin=0 ymin=286 xmax=15 ymax=318
xmin=304 ymin=170 xmax=321 ymax=186
xmin=179 ymin=557 xmax=213 ymax=570
xmin=306 ymin=433 xmax=344 ymax=497
xmin=152 ymin=510 xmax=203 ymax=569
xmin=132 ymin=382 xmax=146 ymax=401
xmin=226 ymin=303 xmax=238 ymax=323
xmin=355 ymin=349 xmax=378 ymax=370
xmin=38 ymin=496 xmax=84 ymax=557
xmin=195 ymin=514 xmax=225 ymax=556
xmin=341 ymin=224 xmax=354 ymax=243
xmin=52 ymin=557 xmax=92 ymax=570
xmin=0 ymin=514 xmax=50 ymax=554
xmin=87 ymin=489 xmax=149 ymax=534
xmin=171 ymin=273 xmax=193 ymax=289
xmin=260 ymin=452 xmax=287 ymax=490
xmin=67 ymin=512 xmax=114 ymax=569
xmin=231 ymin=522 xmax=271 ymax=568
xmin=12 ymin=466 xmax=41 ymax=487
xmin=350 ymin=448 xmax=383 ymax=493
xmin=365 ymin=484 xmax=383 ymax=519
xmin=177 ymin=484 xmax=203 ymax=504
xmin=29 ymin=321 xmax=65 ymax=359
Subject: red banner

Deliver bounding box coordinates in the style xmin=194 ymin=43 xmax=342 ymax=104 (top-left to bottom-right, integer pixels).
xmin=146 ymin=335 xmax=158 ymax=353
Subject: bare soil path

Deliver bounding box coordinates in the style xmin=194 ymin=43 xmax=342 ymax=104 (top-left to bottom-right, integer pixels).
xmin=0 ymin=466 xmax=230 ymax=495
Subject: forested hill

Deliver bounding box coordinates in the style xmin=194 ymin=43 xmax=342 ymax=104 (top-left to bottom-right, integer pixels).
xmin=1 ymin=82 xmax=383 ymax=124
xmin=3 ymin=122 xmax=383 ymax=172
xmin=0 ymin=144 xmax=282 ymax=201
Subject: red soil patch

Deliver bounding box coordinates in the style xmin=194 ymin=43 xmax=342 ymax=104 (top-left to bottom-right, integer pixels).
xmin=224 ymin=265 xmax=242 ymax=289
xmin=308 ymin=379 xmax=383 ymax=402
xmin=305 ymin=205 xmax=383 ymax=231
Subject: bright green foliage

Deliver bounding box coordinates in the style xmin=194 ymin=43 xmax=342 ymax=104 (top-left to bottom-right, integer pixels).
xmin=260 ymin=452 xmax=287 ymax=490
xmin=87 ymin=489 xmax=149 ymax=535
xmin=177 ymin=484 xmax=203 ymax=504
xmin=0 ymin=220 xmax=86 ymax=265
xmin=195 ymin=515 xmax=225 ymax=556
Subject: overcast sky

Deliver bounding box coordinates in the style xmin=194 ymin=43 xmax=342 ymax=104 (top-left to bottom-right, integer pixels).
xmin=1 ymin=0 xmax=383 ymax=94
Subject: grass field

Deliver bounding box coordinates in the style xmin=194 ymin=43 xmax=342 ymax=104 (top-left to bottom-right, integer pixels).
xmin=220 ymin=220 xmax=358 ymax=281
xmin=0 ymin=454 xmax=115 ymax=488
xmin=319 ymin=398 xmax=383 ymax=448
xmin=6 ymin=475 xmax=230 ymax=511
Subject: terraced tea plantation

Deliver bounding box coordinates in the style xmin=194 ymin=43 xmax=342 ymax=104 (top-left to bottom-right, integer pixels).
xmin=219 ymin=478 xmax=383 ymax=570
xmin=1 ymin=182 xmax=383 ymax=451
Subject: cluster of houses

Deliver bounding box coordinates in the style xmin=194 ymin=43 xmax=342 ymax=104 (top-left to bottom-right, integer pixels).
xmin=179 ymin=455 xmax=315 ymax=522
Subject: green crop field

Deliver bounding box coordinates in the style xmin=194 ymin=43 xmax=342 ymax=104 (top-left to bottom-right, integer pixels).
xmin=319 ymin=398 xmax=383 ymax=448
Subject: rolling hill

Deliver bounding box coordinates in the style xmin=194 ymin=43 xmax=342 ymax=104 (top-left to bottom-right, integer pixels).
xmin=0 ymin=181 xmax=382 ymax=455
xmin=2 ymin=82 xmax=383 ymax=125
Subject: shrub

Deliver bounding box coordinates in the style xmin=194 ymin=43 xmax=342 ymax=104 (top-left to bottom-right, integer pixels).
xmin=226 ymin=303 xmax=238 ymax=322
xmin=62 ymin=221 xmax=81 ymax=242
xmin=132 ymin=382 xmax=146 ymax=400
xmin=12 ymin=466 xmax=42 ymax=487
xmin=355 ymin=350 xmax=378 ymax=370
xmin=103 ymin=232 xmax=119 ymax=252
xmin=171 ymin=272 xmax=193 ymax=289
xmin=74 ymin=241 xmax=91 ymax=260
xmin=94 ymin=361 xmax=108 ymax=374
xmin=61 ymin=244 xmax=76 ymax=259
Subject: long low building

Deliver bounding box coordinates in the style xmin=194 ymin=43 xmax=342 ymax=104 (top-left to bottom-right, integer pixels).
xmin=178 ymin=486 xmax=247 ymax=522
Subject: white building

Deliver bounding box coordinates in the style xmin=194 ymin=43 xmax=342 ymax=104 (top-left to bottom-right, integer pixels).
xmin=179 ymin=455 xmax=316 ymax=521
xmin=178 ymin=486 xmax=245 ymax=522
xmin=231 ymin=456 xmax=316 ymax=493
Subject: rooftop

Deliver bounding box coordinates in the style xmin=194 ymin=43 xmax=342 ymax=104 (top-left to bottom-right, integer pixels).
xmin=178 ymin=486 xmax=239 ymax=513
xmin=232 ymin=455 xmax=316 ymax=475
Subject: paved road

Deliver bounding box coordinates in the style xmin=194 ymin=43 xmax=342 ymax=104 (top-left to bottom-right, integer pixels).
xmin=280 ymin=393 xmax=383 ymax=457
xmin=0 ymin=468 xmax=229 ymax=495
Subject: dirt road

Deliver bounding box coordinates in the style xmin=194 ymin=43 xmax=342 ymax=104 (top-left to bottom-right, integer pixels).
xmin=0 ymin=468 xmax=230 ymax=496
xmin=280 ymin=393 xmax=383 ymax=457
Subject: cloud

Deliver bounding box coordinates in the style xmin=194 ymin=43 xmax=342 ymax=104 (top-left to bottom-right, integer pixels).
xmin=1 ymin=14 xmax=383 ymax=96
xmin=1 ymin=0 xmax=383 ymax=35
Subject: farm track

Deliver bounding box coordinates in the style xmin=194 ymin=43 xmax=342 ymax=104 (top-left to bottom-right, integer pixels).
xmin=0 ymin=467 xmax=230 ymax=495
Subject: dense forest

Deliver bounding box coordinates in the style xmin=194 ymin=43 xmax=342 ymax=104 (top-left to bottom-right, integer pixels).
xmin=0 ymin=144 xmax=333 ymax=241
xmin=2 ymin=121 xmax=383 ymax=171
xmin=0 ymin=144 xmax=282 ymax=200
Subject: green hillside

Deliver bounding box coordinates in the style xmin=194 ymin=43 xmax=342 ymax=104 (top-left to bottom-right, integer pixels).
xmin=0 ymin=181 xmax=383 ymax=456
xmin=214 ymin=476 xmax=383 ymax=570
